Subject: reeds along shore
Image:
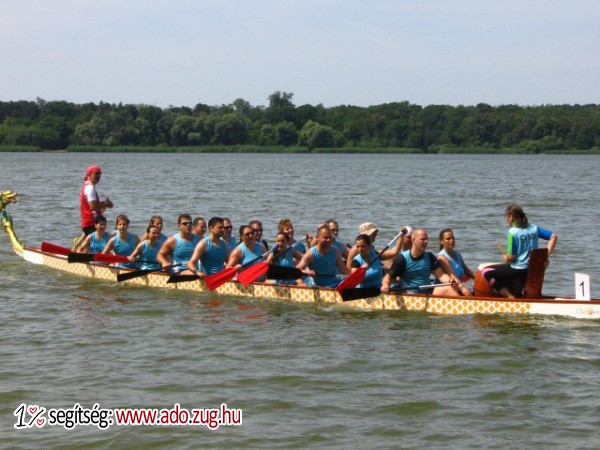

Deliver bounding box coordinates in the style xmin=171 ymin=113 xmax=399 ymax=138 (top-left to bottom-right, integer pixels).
xmin=1 ymin=145 xmax=599 ymax=154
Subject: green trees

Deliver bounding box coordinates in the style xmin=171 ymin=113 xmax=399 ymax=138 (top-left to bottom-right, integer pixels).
xmin=0 ymin=93 xmax=598 ymax=151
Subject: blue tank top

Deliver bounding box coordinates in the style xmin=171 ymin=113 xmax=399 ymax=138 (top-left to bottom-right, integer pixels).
xmin=292 ymin=239 xmax=307 ymax=254
xmin=310 ymin=245 xmax=339 ymax=288
xmin=157 ymin=233 xmax=167 ymax=248
xmin=89 ymin=232 xmax=109 ymax=254
xmin=113 ymin=232 xmax=137 ymax=268
xmin=273 ymin=247 xmax=296 ymax=285
xmin=200 ymin=237 xmax=228 ymax=275
xmin=239 ymin=242 xmax=264 ymax=266
xmin=353 ymin=248 xmax=382 ymax=288
xmin=507 ymin=224 xmax=552 ymax=269
xmin=399 ymin=249 xmax=435 ymax=289
xmin=437 ymin=248 xmax=465 ymax=280
xmin=172 ymin=233 xmax=200 ymax=270
xmin=139 ymin=240 xmax=161 ymax=270
xmin=224 ymin=236 xmax=237 ymax=249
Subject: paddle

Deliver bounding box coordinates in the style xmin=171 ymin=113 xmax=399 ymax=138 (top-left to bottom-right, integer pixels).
xmin=340 ymin=283 xmax=452 ymax=301
xmin=238 ymin=238 xmax=307 ymax=286
xmin=116 ymin=263 xmax=183 ymax=282
xmin=335 ymin=230 xmax=405 ymax=292
xmin=41 ymin=241 xmax=130 ymax=264
xmin=166 ymin=248 xmax=275 ymax=288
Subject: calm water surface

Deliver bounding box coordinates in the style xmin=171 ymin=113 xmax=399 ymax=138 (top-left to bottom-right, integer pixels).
xmin=1 ymin=153 xmax=599 ymax=448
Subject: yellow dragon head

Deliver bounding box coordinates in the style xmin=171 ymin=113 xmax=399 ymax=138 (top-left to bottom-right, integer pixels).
xmin=0 ymin=191 xmax=17 ymax=211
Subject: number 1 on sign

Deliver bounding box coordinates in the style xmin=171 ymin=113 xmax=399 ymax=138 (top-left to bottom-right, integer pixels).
xmin=575 ymin=273 xmax=591 ymax=301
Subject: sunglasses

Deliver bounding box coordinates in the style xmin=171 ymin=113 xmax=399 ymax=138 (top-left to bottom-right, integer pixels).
xmin=179 ymin=221 xmax=192 ymax=226
xmin=252 ymin=228 xmax=263 ymax=232
xmin=223 ymin=226 xmax=233 ymax=230
xmin=243 ymin=231 xmax=255 ymax=236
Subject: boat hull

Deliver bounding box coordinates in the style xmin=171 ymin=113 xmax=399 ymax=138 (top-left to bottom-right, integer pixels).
xmin=19 ymin=246 xmax=600 ymax=319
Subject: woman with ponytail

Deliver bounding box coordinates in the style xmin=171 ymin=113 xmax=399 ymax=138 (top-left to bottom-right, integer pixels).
xmin=482 ymin=204 xmax=558 ymax=298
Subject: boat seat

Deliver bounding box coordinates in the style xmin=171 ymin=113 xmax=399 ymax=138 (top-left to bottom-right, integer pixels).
xmin=473 ymin=248 xmax=548 ymax=298
xmin=523 ymin=248 xmax=548 ymax=298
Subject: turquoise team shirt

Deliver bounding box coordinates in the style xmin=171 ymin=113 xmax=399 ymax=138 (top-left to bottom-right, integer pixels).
xmin=437 ymin=248 xmax=466 ymax=280
xmin=272 ymin=246 xmax=296 ymax=285
xmin=238 ymin=242 xmax=264 ymax=266
xmin=506 ymin=224 xmax=552 ymax=269
xmin=352 ymin=248 xmax=383 ymax=288
xmin=89 ymin=232 xmax=109 ymax=254
xmin=309 ymin=245 xmax=339 ymax=288
xmin=113 ymin=232 xmax=137 ymax=268
xmin=200 ymin=237 xmax=228 ymax=275
xmin=139 ymin=240 xmax=161 ymax=270
xmin=172 ymin=233 xmax=200 ymax=272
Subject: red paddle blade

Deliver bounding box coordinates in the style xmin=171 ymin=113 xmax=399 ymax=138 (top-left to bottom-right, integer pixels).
xmin=335 ymin=267 xmax=366 ymax=292
xmin=93 ymin=253 xmax=130 ymax=264
xmin=205 ymin=267 xmax=238 ymax=291
xmin=41 ymin=242 xmax=71 ymax=256
xmin=237 ymin=262 xmax=269 ymax=286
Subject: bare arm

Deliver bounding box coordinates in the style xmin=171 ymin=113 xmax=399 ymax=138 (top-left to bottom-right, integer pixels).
xmin=128 ymin=241 xmax=145 ymax=261
xmin=157 ymin=237 xmax=175 ymax=269
xmin=77 ymin=235 xmax=93 ymax=253
xmin=102 ymin=237 xmax=115 ymax=254
xmin=547 ymin=234 xmax=558 ymax=258
xmin=227 ymin=247 xmax=242 ymax=269
xmin=336 ymin=250 xmax=350 ymax=275
xmin=187 ymin=240 xmax=207 ymax=275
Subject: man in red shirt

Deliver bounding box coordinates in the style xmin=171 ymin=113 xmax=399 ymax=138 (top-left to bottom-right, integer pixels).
xmin=76 ymin=166 xmax=113 ymax=248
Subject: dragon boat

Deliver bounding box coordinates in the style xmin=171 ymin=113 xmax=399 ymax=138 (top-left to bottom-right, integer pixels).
xmin=2 ymin=190 xmax=600 ymax=319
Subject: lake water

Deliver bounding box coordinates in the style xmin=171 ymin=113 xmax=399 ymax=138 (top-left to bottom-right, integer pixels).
xmin=1 ymin=153 xmax=599 ymax=448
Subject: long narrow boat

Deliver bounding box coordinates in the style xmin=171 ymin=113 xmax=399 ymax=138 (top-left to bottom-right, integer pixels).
xmin=2 ymin=190 xmax=600 ymax=319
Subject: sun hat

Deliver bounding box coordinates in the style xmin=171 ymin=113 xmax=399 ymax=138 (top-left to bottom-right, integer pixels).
xmin=358 ymin=222 xmax=379 ymax=236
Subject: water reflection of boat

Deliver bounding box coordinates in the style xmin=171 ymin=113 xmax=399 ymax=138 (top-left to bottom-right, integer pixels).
xmin=2 ymin=190 xmax=599 ymax=320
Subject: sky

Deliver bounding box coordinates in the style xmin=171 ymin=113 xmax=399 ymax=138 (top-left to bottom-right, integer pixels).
xmin=1 ymin=0 xmax=599 ymax=108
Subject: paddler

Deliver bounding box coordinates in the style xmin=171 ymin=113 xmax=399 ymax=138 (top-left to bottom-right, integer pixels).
xmin=381 ymin=228 xmax=460 ymax=296
xmin=346 ymin=222 xmax=408 ymax=269
xmin=102 ymin=214 xmax=140 ymax=268
xmin=437 ymin=228 xmax=473 ymax=296
xmin=157 ymin=214 xmax=200 ymax=274
xmin=128 ymin=224 xmax=162 ymax=270
xmin=227 ymin=225 xmax=265 ymax=269
xmin=296 ymin=225 xmax=350 ymax=287
xmin=76 ymin=215 xmax=110 ymax=254
xmin=278 ymin=218 xmax=307 ymax=253
xmin=265 ymin=232 xmax=306 ymax=286
xmin=187 ymin=217 xmax=230 ymax=277
xmin=222 ymin=217 xmax=237 ymax=249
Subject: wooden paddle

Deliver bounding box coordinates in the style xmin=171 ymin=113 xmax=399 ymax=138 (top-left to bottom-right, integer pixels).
xmin=41 ymin=241 xmax=129 ymax=264
xmin=238 ymin=238 xmax=307 ymax=286
xmin=167 ymin=247 xmax=277 ymax=288
xmin=340 ymin=283 xmax=452 ymax=301
xmin=116 ymin=263 xmax=183 ymax=282
xmin=335 ymin=230 xmax=405 ymax=292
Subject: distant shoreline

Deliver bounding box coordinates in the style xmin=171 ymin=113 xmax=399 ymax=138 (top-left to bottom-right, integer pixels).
xmin=1 ymin=145 xmax=599 ymax=155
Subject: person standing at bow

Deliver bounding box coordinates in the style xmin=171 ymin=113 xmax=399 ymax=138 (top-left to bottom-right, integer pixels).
xmin=157 ymin=214 xmax=200 ymax=275
xmin=75 ymin=165 xmax=113 ymax=249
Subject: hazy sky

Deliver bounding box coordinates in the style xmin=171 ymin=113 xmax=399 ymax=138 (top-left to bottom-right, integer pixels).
xmin=2 ymin=0 xmax=598 ymax=108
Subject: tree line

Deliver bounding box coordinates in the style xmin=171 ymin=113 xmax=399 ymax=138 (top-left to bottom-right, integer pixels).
xmin=0 ymin=92 xmax=599 ymax=151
